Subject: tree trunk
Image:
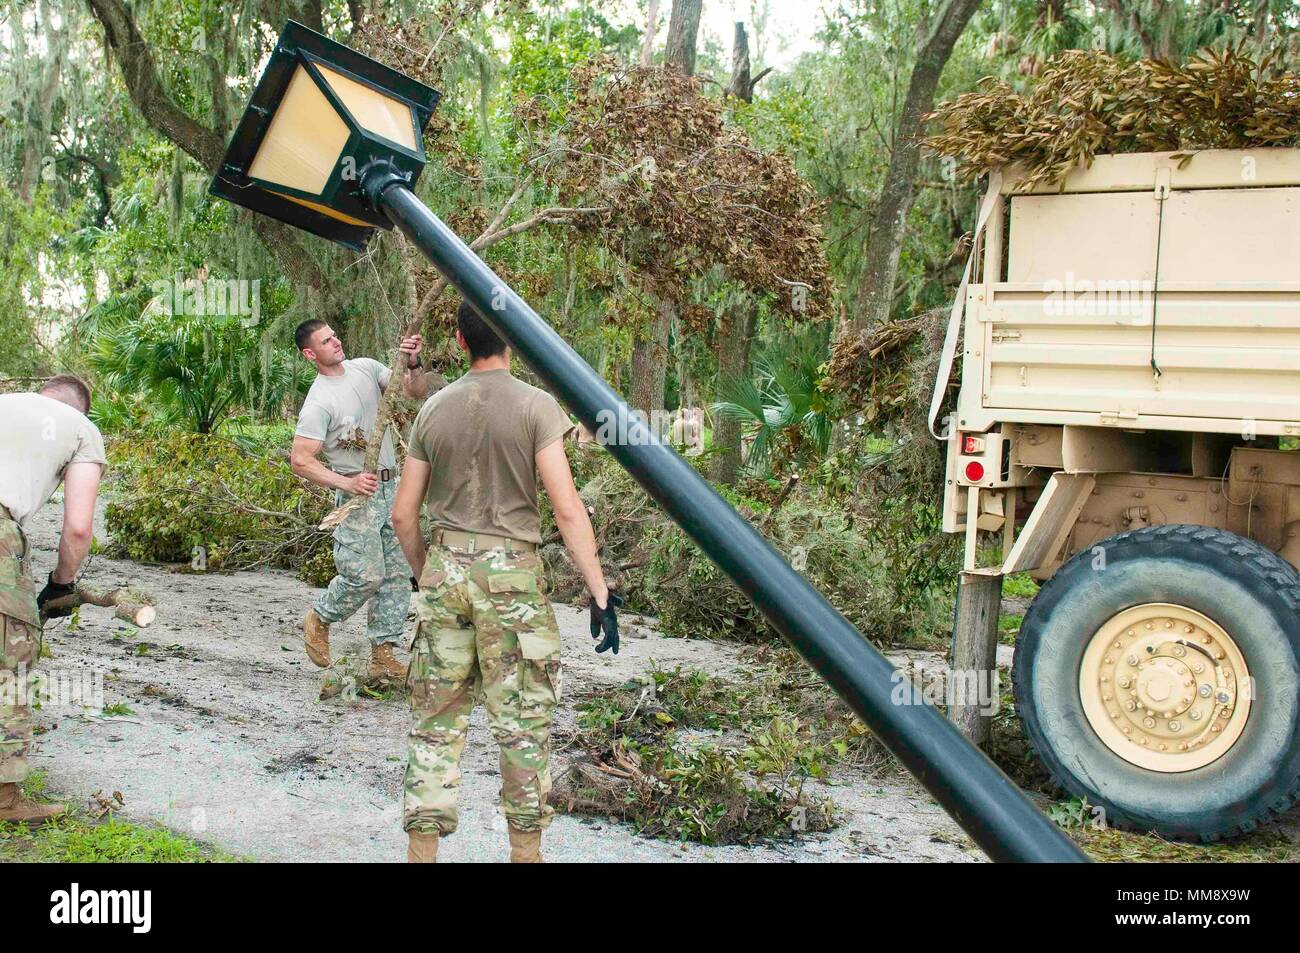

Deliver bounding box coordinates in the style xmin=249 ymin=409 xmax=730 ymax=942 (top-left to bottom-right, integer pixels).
xmin=711 ymin=24 xmax=761 ymax=485
xmin=710 ymin=300 xmax=756 ymax=485
xmin=627 ymin=0 xmax=701 ymax=416
xmin=630 ymin=297 xmax=672 ymax=417
xmin=640 ymin=0 xmax=660 ymax=66
xmin=664 ymin=0 xmax=703 ymax=76
xmin=727 ymin=22 xmax=751 ymax=100
xmin=848 ymin=0 xmax=982 ymax=335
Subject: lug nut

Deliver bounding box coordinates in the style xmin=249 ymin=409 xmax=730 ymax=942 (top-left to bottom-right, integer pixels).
xmin=1169 ymin=721 xmax=1181 ymax=732
xmin=1189 ymin=710 xmax=1201 ymax=721
xmin=1143 ymin=717 xmax=1156 ymax=729
xmin=1199 ymin=684 xmax=1212 ymax=697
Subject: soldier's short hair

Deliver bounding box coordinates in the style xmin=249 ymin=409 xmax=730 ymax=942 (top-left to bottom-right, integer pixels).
xmin=294 ymin=319 xmax=328 ymax=353
xmin=456 ymin=301 xmax=508 ymax=360
xmin=40 ymin=374 xmax=91 ymax=413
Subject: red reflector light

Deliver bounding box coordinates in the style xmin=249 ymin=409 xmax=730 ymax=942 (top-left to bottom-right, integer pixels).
xmin=962 ymin=433 xmax=979 ymax=454
xmin=964 ymin=461 xmax=985 ymax=483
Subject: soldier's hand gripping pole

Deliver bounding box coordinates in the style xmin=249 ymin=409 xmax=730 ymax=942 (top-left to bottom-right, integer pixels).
xmin=363 ymin=169 xmax=1087 ymax=864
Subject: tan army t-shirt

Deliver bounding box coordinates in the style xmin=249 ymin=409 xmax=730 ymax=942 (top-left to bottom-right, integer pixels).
xmin=0 ymin=393 xmax=108 ymax=525
xmin=408 ymin=369 xmax=572 ymax=543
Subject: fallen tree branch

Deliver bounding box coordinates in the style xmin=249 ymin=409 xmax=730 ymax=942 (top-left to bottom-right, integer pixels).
xmin=43 ymin=584 xmax=157 ymax=627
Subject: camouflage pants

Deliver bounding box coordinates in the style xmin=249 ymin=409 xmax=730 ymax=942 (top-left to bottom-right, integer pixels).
xmin=403 ymin=544 xmax=562 ymax=836
xmin=0 ymin=517 xmax=39 ymax=784
xmin=314 ymin=479 xmax=408 ymax=646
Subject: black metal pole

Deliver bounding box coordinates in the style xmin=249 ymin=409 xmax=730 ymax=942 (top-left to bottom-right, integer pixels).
xmin=370 ymin=174 xmax=1087 ymax=863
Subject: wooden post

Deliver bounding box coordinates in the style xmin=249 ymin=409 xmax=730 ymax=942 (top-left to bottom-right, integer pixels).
xmin=950 ymin=570 xmax=1003 ymax=747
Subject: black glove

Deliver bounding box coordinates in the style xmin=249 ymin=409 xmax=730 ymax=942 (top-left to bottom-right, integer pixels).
xmin=589 ymin=592 xmax=625 ymax=655
xmin=37 ymin=574 xmax=76 ymax=619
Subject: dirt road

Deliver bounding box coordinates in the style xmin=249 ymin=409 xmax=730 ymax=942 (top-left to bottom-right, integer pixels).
xmin=20 ymin=498 xmax=978 ymax=863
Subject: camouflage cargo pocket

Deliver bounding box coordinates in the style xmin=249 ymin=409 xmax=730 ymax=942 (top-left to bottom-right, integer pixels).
xmin=408 ymin=619 xmax=477 ymax=712
xmin=2 ymin=615 xmax=37 ymax=670
xmin=517 ymin=655 xmax=561 ymax=720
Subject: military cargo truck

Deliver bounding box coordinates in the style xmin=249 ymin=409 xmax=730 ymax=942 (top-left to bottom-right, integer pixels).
xmin=938 ymin=148 xmax=1300 ymax=839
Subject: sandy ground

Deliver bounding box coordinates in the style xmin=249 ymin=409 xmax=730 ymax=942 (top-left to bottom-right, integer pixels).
xmin=16 ymin=496 xmax=982 ymax=863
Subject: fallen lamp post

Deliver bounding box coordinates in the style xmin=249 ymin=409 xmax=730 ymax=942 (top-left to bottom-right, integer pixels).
xmin=209 ymin=20 xmax=1087 ymax=863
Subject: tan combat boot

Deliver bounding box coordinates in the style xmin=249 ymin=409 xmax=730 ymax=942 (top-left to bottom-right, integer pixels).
xmin=304 ymin=608 xmax=330 ymax=667
xmin=0 ymin=782 xmax=65 ymax=825
xmin=508 ymin=825 xmax=544 ymax=863
xmin=369 ymin=643 xmax=406 ymax=681
xmin=407 ymin=830 xmax=439 ymax=863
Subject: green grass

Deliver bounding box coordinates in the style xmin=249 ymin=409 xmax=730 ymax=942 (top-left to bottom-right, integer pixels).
xmin=997 ymin=613 xmax=1022 ymax=645
xmin=0 ymin=815 xmax=218 ymax=862
xmin=1002 ymin=573 xmax=1040 ymax=599
xmin=0 ymin=773 xmax=235 ymax=863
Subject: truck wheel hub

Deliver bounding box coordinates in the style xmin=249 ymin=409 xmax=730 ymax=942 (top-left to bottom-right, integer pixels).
xmin=1079 ymin=604 xmax=1251 ymax=772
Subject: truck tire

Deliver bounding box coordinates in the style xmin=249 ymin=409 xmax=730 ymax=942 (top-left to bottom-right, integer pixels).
xmin=1013 ymin=524 xmax=1300 ymax=840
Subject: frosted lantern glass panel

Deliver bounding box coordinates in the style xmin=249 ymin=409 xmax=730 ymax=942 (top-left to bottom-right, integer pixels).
xmin=247 ymin=66 xmax=350 ymax=194
xmin=317 ymin=63 xmax=417 ymax=150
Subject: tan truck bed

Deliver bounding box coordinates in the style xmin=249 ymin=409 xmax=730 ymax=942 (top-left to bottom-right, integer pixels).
xmin=957 ymin=148 xmax=1300 ymax=438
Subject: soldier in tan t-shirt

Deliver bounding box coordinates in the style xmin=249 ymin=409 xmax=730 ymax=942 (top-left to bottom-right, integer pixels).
xmin=390 ymin=301 xmax=622 ymax=864
xmin=0 ymin=375 xmax=106 ymax=824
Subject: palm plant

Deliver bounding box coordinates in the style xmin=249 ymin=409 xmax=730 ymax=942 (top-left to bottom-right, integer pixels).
xmin=712 ymin=329 xmax=835 ymax=477
xmin=90 ymin=302 xmax=303 ymax=434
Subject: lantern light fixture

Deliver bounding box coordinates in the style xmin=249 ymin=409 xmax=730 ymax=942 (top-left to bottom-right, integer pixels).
xmin=209 ymin=20 xmax=439 ymax=250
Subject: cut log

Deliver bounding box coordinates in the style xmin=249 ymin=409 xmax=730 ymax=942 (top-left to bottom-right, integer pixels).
xmin=43 ymin=584 xmax=157 ymax=627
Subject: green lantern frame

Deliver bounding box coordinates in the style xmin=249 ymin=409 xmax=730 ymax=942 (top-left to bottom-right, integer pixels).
xmin=209 ymin=20 xmax=440 ymax=250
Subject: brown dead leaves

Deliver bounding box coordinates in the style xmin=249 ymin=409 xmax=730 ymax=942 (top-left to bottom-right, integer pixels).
xmin=925 ymin=43 xmax=1300 ymax=190
xmin=524 ymin=57 xmax=832 ymax=326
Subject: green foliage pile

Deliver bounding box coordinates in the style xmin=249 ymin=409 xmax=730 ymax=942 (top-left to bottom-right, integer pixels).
xmin=542 ymin=440 xmax=957 ymax=649
xmin=925 ymin=44 xmax=1300 ymax=189
xmin=554 ymin=658 xmax=878 ymax=845
xmin=105 ymin=432 xmax=335 ymax=586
